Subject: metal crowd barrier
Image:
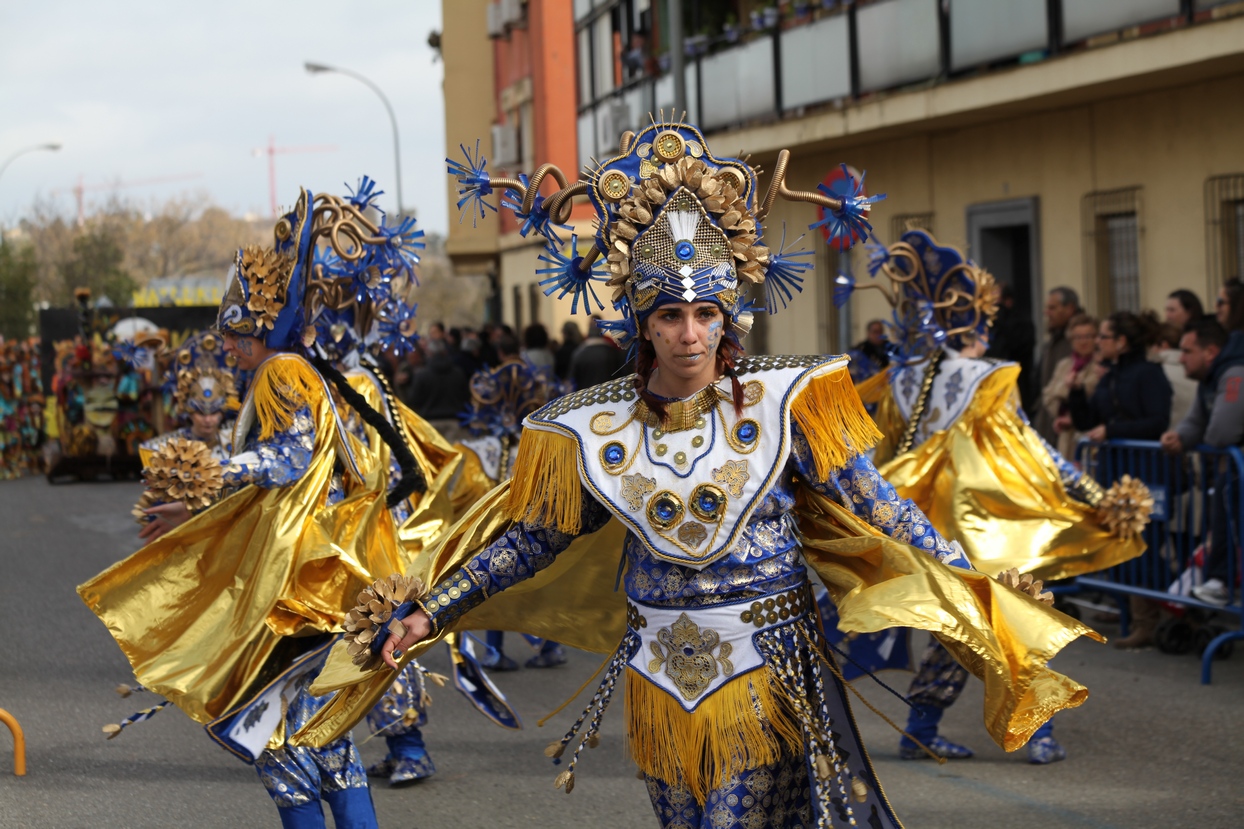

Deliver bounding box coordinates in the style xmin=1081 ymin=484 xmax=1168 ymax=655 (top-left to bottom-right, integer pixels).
xmin=1073 ymin=439 xmax=1244 ymax=684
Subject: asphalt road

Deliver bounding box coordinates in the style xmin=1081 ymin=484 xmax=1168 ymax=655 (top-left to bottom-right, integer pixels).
xmin=2 ymin=476 xmax=1242 ymax=828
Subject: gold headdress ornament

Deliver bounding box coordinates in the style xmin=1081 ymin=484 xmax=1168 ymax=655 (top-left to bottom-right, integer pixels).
xmin=448 ymin=113 xmax=883 ymax=352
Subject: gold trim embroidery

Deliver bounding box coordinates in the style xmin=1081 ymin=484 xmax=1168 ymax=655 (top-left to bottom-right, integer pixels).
xmin=688 ymin=483 xmax=727 ymax=522
xmin=633 ymin=385 xmax=725 ymax=432
xmin=676 ymin=521 xmax=708 ymax=547
xmin=712 ymin=459 xmax=750 ymax=497
xmin=647 ymin=613 xmax=734 ymax=701
xmin=647 ymin=490 xmax=685 ymax=530
xmin=620 ymin=473 xmax=656 ymax=511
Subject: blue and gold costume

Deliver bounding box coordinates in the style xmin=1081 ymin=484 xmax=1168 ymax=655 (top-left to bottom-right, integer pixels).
xmin=136 ymin=330 xmax=238 ymax=466
xmin=297 ymin=121 xmax=1102 ymax=828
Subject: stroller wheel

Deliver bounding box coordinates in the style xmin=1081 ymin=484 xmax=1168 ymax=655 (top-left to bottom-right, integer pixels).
xmin=1155 ymin=618 xmax=1194 ymax=655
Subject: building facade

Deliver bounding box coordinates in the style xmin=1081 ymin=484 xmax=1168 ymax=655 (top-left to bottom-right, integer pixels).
xmin=447 ymin=0 xmax=1244 ymax=356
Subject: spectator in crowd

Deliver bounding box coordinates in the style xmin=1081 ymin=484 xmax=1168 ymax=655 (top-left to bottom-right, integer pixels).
xmin=554 ymin=320 xmax=584 ymax=380
xmin=986 ymin=284 xmax=1037 ymax=415
xmin=459 ymin=330 xmax=484 ymax=375
xmin=1044 ymin=313 xmax=1102 ymax=461
xmin=1164 ymin=289 xmax=1205 ymax=330
xmin=1068 ymin=310 xmax=1172 ymax=443
xmin=404 ymin=338 xmax=470 ymax=423
xmin=847 ymin=319 xmax=890 ymax=383
xmin=426 ymin=320 xmax=446 ymax=343
xmin=1217 ymin=277 xmax=1244 ymax=331
xmin=1035 ymin=287 xmax=1083 ymax=442
xmin=521 ymin=323 xmax=555 ymax=370
xmin=1152 ymin=321 xmax=1198 ymax=430
xmin=478 ymin=322 xmax=500 ymax=366
xmin=1160 ymin=316 xmax=1244 ymax=606
xmin=569 ymin=314 xmax=628 ymax=390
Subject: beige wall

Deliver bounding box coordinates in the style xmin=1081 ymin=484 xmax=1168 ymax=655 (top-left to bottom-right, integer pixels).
xmin=748 ymin=71 xmax=1244 ymax=353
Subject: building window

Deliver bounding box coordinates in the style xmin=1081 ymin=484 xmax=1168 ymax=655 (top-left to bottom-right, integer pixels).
xmin=1081 ymin=188 xmax=1143 ymax=314
xmin=1205 ymin=174 xmax=1244 ymax=289
xmin=816 ymin=242 xmax=850 ymax=354
xmin=527 ymin=282 xmax=542 ymax=326
xmin=512 ymin=284 xmax=524 ymax=332
xmin=889 ymin=212 xmax=934 ymax=244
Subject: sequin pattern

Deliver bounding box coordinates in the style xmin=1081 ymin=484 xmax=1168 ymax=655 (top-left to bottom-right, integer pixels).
xmin=254 ymin=669 xmax=369 ymax=809
xmin=644 ymin=751 xmax=813 ymax=829
xmin=366 ymin=661 xmax=428 ymax=738
xmin=223 ymin=406 xmax=316 ymax=489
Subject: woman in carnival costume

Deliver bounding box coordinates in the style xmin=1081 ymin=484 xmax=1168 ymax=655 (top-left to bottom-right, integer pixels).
xmin=294 ymin=121 xmax=1102 ymax=829
xmin=306 ymin=190 xmax=521 ymax=784
xmin=79 ymin=185 xmax=434 ymax=829
xmin=845 ymin=229 xmax=1149 ymax=764
xmin=135 ymin=329 xmax=239 ymax=465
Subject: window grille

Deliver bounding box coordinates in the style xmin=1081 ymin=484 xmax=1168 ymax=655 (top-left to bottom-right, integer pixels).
xmin=1081 ymin=187 xmax=1143 ymax=314
xmin=1205 ymin=173 xmax=1244 ymax=291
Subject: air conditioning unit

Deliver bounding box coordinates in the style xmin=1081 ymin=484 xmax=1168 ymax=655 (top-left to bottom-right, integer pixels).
xmin=500 ymin=0 xmax=525 ymax=28
xmin=486 ymin=2 xmax=505 ymax=38
xmin=492 ymin=123 xmax=520 ymax=168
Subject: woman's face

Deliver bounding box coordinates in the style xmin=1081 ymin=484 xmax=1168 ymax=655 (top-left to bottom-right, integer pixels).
xmin=643 ymin=301 xmax=725 ymax=386
xmin=1070 ymin=323 xmax=1097 ymax=358
xmin=1164 ymin=297 xmax=1191 ymax=330
xmin=189 ymin=410 xmax=222 ymax=440
xmin=1096 ymin=320 xmax=1123 ymax=362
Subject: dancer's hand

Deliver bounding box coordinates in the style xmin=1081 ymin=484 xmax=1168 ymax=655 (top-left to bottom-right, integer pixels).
xmin=382 ymin=609 xmax=431 ymax=670
xmin=138 ymin=502 xmax=191 ymax=541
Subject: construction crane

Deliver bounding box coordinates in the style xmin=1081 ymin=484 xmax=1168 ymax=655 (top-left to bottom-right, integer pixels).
xmin=252 ymin=136 xmax=337 ymax=218
xmin=52 ymin=172 xmax=205 ymax=226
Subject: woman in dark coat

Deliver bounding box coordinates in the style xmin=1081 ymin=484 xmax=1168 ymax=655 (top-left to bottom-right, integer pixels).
xmin=1069 ymin=311 xmax=1172 ymax=441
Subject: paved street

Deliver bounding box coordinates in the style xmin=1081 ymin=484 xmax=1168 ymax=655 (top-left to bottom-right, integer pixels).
xmin=2 ymin=476 xmax=1242 ymax=828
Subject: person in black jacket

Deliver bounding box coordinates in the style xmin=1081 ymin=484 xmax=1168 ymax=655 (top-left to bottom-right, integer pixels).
xmin=1069 ymin=310 xmax=1172 ymax=442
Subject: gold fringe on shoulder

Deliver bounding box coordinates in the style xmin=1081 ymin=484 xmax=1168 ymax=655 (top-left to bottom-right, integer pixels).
xmin=626 ymin=668 xmax=802 ymax=805
xmin=504 ymin=428 xmax=583 ymax=534
xmin=853 ymin=366 xmax=892 ymax=407
xmin=791 ymin=366 xmax=883 ymax=480
xmin=252 ymin=355 xmax=326 ymax=441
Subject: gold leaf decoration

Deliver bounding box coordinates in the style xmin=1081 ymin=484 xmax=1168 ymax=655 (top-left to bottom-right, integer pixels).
xmin=1097 ymin=474 xmax=1154 ymax=540
xmin=995 ymin=567 xmax=1054 ymax=605
xmin=142 ymin=438 xmax=224 ymax=514
xmin=239 ymin=245 xmax=294 ymax=331
xmin=342 ymin=574 xmax=429 ymax=671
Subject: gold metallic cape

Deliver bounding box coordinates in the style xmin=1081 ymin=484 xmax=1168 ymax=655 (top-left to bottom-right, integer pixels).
xmin=294 ymin=448 xmax=1098 ymax=752
xmin=78 ymin=355 xmax=403 ymax=724
xmin=343 ymin=369 xmax=462 ymax=563
xmin=448 ymin=441 xmax=498 ymax=522
xmin=859 ymin=364 xmax=1144 ymax=581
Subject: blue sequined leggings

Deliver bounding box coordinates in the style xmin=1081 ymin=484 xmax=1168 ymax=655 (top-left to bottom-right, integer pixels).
xmin=644 ymin=751 xmax=814 ymax=829
xmin=905 ymin=638 xmax=970 ymax=709
xmin=365 ymin=661 xmax=428 ymax=760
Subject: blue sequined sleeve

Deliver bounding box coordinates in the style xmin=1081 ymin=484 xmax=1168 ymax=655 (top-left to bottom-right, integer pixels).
xmin=222 ymin=406 xmax=317 ymax=489
xmin=790 ymin=423 xmax=972 ymax=569
xmin=1034 ymin=433 xmax=1104 ymax=507
xmin=420 ymin=489 xmax=613 ymax=635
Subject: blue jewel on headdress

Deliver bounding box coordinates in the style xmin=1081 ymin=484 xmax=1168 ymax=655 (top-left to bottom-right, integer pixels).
xmin=203 ymin=389 xmax=212 ymax=398
xmin=674 ymin=240 xmax=696 ymax=261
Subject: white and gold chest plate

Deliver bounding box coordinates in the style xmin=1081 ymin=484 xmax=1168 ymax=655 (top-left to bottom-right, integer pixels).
xmin=892 ymin=352 xmax=1011 ymax=441
xmin=525 ymin=355 xmax=847 ymax=570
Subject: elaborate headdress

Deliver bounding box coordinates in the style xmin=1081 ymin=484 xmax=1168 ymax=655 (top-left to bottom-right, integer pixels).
xmin=459 ymin=360 xmax=564 ymax=441
xmin=835 ymin=229 xmax=999 ymax=364
xmin=448 ymin=116 xmax=882 ymax=355
xmin=165 ymin=331 xmax=238 ymax=417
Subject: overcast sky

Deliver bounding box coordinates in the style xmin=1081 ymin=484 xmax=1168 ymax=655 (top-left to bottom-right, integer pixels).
xmin=0 ymin=1 xmax=449 ymax=232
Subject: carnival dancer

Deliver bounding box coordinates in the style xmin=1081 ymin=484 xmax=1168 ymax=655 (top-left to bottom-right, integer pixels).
xmin=453 ymin=333 xmax=569 ymax=669
xmin=844 ymin=229 xmax=1150 ymax=764
xmin=79 ymin=186 xmax=430 ymax=829
xmin=136 ymin=330 xmax=238 ymax=466
xmin=295 ymin=120 xmax=1103 ymax=829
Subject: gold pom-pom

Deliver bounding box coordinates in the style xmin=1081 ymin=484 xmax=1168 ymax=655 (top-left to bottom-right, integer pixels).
xmin=554 ymin=770 xmax=575 ymax=794
xmin=996 ymin=567 xmax=1054 ymax=605
xmin=102 ymin=724 xmax=121 ymax=739
xmin=142 ymin=438 xmax=224 ymax=514
xmin=342 ymin=574 xmax=428 ymax=671
xmin=851 ymin=776 xmax=869 ymax=803
xmin=544 ymin=741 xmax=566 ymax=759
xmin=814 ymin=754 xmax=832 ymax=780
xmin=1098 ymin=474 xmax=1154 ymax=539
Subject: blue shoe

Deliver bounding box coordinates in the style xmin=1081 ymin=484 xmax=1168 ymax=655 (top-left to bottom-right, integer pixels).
xmin=365 ymin=758 xmax=394 ymax=778
xmin=478 ymin=645 xmax=521 ymax=672
xmin=525 ymin=644 xmax=567 ymax=668
xmin=1027 ymin=736 xmax=1067 ymax=764
xmin=389 ymin=752 xmax=436 ymax=786
xmin=899 ymin=735 xmax=974 ymax=760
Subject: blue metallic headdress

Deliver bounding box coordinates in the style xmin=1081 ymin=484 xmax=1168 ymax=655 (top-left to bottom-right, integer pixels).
xmin=835 ymin=228 xmax=998 ymax=364
xmin=166 ymin=330 xmax=238 ymax=416
xmin=448 ymin=117 xmax=883 ymax=355
xmin=459 ymin=359 xmax=566 ymax=441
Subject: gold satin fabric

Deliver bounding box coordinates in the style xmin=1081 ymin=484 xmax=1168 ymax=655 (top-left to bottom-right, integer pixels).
xmin=343 ymin=370 xmax=462 ymax=563
xmin=292 ymin=475 xmax=1098 ymax=751
xmin=78 ymin=357 xmax=403 ymax=725
xmin=449 ymin=443 xmax=497 ymax=522
xmin=868 ymin=365 xmax=1144 ymax=581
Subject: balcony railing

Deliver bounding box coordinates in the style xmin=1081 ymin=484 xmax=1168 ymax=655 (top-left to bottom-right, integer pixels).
xmin=575 ymin=0 xmax=1235 ymax=169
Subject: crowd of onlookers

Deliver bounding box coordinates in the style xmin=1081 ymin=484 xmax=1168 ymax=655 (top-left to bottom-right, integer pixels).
xmin=382 ymin=315 xmax=628 ymax=430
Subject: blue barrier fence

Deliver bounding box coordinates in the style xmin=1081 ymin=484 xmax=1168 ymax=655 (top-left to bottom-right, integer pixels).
xmin=1073 ymin=439 xmax=1244 ymax=684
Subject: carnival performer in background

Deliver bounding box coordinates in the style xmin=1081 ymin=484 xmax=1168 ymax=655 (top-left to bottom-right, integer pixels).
xmin=80 ymin=185 xmax=430 ymax=829
xmin=136 ymin=329 xmax=238 ymax=466
xmin=295 ymin=120 xmax=1102 ymax=829
xmin=845 ymin=229 xmax=1150 ymax=765
xmin=453 ymin=332 xmax=568 ymax=670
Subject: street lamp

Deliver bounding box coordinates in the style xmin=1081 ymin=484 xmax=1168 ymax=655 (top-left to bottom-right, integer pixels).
xmin=0 ymin=142 xmax=63 ymax=188
xmin=304 ymin=61 xmax=403 ymax=215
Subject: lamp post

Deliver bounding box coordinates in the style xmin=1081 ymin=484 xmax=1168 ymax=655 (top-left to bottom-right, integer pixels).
xmin=304 ymin=62 xmax=403 ymax=215
xmin=0 ymin=142 xmax=62 ymax=189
